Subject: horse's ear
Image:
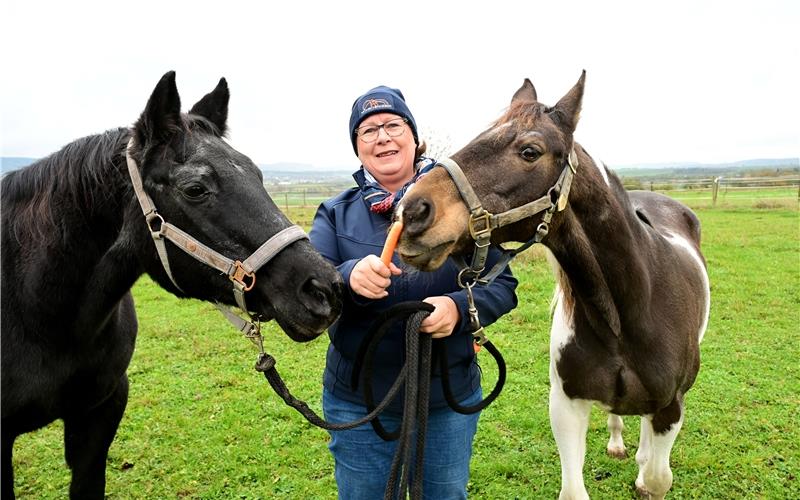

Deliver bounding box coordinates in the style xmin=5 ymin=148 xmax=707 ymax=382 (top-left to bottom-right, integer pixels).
xmin=549 ymin=70 xmax=586 ymax=134
xmin=135 ymin=71 xmax=182 ymax=147
xmin=511 ymin=78 xmax=538 ymax=105
xmin=189 ymin=77 xmax=229 ymax=136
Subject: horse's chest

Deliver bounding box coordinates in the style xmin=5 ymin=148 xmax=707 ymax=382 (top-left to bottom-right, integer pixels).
xmin=3 ymin=303 xmax=137 ymax=424
xmin=552 ymin=332 xmax=620 ymax=403
xmin=550 ymin=298 xmax=635 ymax=406
xmin=550 ymin=301 xmax=697 ymax=413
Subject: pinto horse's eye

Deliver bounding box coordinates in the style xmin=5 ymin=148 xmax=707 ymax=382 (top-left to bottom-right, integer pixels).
xmin=520 ymin=147 xmax=542 ymax=162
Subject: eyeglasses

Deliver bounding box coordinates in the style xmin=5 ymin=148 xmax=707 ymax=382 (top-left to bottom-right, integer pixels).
xmin=356 ymin=118 xmax=407 ymax=143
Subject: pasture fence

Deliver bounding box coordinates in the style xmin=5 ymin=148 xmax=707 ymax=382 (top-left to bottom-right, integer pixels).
xmin=617 ymin=175 xmax=799 ymax=207
xmin=266 ymin=176 xmax=799 ymax=227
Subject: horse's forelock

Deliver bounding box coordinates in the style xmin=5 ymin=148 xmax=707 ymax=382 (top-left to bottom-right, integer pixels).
xmin=136 ymin=115 xmax=216 ymax=165
xmin=492 ymin=101 xmax=545 ymax=132
xmin=186 ymin=114 xmax=224 ymax=137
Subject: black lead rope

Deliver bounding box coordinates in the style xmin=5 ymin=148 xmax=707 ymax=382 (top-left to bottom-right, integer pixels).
xmin=255 ymin=300 xmax=507 ymax=500
xmin=255 ymin=351 xmax=407 ymax=432
xmin=438 ymin=339 xmax=506 ymax=414
xmin=253 ymin=302 xmax=431 ymax=433
xmin=352 ymin=302 xmax=435 ymax=441
xmin=382 ymin=307 xmax=431 ymax=500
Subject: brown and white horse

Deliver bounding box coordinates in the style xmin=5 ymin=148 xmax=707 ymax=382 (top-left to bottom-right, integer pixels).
xmin=395 ymin=72 xmax=710 ymax=499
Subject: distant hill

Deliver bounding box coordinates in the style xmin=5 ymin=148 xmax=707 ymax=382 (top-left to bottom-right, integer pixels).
xmin=611 ymin=158 xmax=798 ymax=179
xmin=614 ymin=158 xmax=798 ymax=170
xmin=0 ymin=156 xmax=354 ymax=182
xmin=2 ymin=157 xmax=796 ymax=181
xmin=0 ymin=157 xmax=38 ymax=173
xmin=259 ymin=162 xmax=354 ymax=184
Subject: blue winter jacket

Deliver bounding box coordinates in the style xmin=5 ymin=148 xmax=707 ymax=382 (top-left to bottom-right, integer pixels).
xmin=309 ymin=167 xmax=518 ymax=413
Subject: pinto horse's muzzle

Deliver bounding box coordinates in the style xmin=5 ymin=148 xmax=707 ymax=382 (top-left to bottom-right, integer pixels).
xmin=418 ymin=151 xmax=578 ymax=285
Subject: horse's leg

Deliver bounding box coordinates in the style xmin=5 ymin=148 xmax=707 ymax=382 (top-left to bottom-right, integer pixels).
xmin=635 ymin=400 xmax=684 ymax=500
xmin=606 ymin=413 xmax=627 ymax=458
xmin=2 ymin=429 xmax=16 ymax=500
xmin=549 ymin=376 xmax=592 ymax=500
xmin=63 ymin=375 xmax=129 ymax=499
xmin=635 ymin=416 xmax=652 ymax=493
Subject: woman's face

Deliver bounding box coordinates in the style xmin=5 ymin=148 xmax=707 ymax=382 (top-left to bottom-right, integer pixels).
xmin=355 ymin=112 xmax=416 ymax=193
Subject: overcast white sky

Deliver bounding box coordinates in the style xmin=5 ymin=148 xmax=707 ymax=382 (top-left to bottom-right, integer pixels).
xmin=2 ymin=0 xmax=798 ymax=170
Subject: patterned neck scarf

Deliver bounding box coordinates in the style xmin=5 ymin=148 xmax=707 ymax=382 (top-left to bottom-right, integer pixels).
xmin=355 ymin=157 xmax=437 ymax=214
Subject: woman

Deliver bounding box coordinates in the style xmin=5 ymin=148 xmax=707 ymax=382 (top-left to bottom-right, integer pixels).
xmin=309 ymin=85 xmax=518 ymax=499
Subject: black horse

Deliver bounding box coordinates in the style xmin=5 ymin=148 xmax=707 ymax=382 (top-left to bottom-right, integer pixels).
xmin=1 ymin=71 xmax=343 ymax=499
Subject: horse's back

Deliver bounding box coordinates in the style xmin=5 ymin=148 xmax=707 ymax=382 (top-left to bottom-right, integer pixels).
xmin=628 ymin=190 xmax=702 ymax=249
xmin=628 ymin=189 xmax=710 ymax=354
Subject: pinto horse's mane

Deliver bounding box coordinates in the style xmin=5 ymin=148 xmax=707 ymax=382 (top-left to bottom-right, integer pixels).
xmin=2 ymin=115 xmax=222 ymax=248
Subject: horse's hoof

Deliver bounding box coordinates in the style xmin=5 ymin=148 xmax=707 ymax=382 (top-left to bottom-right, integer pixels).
xmin=607 ymin=446 xmax=627 ymax=459
xmin=635 ymin=484 xmax=651 ymax=499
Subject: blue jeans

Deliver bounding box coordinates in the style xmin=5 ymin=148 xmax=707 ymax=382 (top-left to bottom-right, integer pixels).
xmin=322 ymin=387 xmax=482 ymax=500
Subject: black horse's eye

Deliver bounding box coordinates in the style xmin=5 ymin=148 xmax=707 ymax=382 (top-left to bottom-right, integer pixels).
xmin=520 ymin=147 xmax=542 ymax=162
xmin=181 ymin=184 xmax=209 ymax=201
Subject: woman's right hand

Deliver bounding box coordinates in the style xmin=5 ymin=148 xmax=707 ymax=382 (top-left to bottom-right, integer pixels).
xmin=350 ymin=255 xmax=402 ymax=299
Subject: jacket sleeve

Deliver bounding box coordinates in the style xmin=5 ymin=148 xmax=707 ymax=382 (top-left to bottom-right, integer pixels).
xmin=308 ymin=202 xmax=362 ymax=302
xmin=444 ymin=246 xmax=518 ymax=336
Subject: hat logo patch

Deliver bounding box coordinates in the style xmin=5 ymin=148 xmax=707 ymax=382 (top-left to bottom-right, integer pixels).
xmin=361 ymin=98 xmax=391 ymax=114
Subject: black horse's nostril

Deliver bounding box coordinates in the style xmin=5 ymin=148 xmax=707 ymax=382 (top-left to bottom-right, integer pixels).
xmin=302 ymin=278 xmax=328 ymax=314
xmin=402 ymin=197 xmax=434 ymax=237
xmin=300 ymin=276 xmax=342 ymax=319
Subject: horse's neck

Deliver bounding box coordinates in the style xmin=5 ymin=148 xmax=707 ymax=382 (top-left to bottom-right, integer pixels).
xmin=68 ymin=168 xmax=145 ymax=336
xmin=69 ymin=215 xmax=144 ymax=337
xmin=14 ymin=135 xmax=144 ymax=334
xmin=548 ymin=157 xmax=651 ymax=339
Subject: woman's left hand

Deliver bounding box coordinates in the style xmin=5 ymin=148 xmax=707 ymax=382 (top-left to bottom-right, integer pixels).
xmin=420 ymin=296 xmax=459 ymax=339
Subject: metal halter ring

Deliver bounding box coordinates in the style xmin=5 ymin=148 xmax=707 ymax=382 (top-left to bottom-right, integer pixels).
xmin=146 ymin=213 xmax=165 ymax=236
xmin=457 ymin=267 xmax=482 ymax=289
xmin=536 ymin=222 xmax=549 ymax=239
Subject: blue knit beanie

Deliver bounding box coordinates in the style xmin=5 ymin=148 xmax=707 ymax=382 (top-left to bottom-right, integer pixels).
xmin=349 ymin=85 xmax=419 ymax=155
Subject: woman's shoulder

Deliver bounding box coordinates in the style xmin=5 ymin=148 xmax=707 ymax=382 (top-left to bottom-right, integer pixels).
xmin=323 ymin=186 xmax=362 ymax=208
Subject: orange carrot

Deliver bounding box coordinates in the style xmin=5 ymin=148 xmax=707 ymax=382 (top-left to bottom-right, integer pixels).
xmin=380 ymin=220 xmax=404 ymax=266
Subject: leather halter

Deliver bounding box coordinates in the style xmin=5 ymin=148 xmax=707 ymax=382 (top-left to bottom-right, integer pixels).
xmin=125 ymin=138 xmax=308 ymax=346
xmin=435 ymin=149 xmax=578 ymax=285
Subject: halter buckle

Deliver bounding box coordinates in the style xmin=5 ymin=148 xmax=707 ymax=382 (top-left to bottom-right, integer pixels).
xmin=231 ymin=261 xmax=256 ymax=291
xmin=468 ymin=211 xmax=492 ymax=241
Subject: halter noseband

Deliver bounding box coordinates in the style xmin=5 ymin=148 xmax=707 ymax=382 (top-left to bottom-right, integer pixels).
xmin=125 ymin=138 xmax=308 ymax=348
xmin=436 ymin=149 xmax=578 ymax=285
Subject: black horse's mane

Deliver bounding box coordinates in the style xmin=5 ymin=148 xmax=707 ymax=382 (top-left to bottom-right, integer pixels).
xmin=2 ymin=115 xmax=220 ymax=248
xmin=2 ymin=127 xmax=130 ymax=247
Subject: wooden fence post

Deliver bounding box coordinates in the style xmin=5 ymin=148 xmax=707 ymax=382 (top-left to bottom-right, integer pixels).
xmin=712 ymin=177 xmax=720 ymax=207
xmin=285 ymin=193 xmax=289 ymax=212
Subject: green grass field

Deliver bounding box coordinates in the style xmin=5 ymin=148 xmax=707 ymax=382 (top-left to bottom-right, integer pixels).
xmin=11 ymin=203 xmax=799 ymax=499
